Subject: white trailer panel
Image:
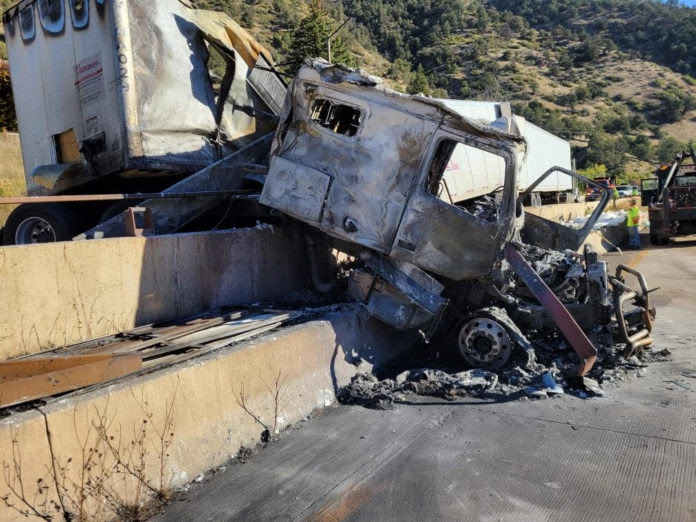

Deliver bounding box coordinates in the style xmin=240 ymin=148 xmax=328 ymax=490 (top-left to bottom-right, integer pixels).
xmin=439 ymin=100 xmax=573 ymax=200
xmin=3 ymin=0 xmax=121 ymax=194
xmin=514 ymin=116 xmax=573 ymax=192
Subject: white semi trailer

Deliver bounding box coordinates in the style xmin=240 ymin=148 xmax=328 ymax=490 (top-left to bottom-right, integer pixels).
xmin=1 ymin=0 xmax=285 ymax=244
xmin=439 ymin=100 xmax=576 ymax=205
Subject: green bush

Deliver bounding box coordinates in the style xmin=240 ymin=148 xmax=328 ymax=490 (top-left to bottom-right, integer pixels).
xmin=656 ymin=136 xmax=686 ymax=163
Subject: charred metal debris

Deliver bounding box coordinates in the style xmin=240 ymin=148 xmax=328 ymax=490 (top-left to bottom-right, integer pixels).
xmin=337 ymin=345 xmax=672 ymax=408
xmin=258 ymin=60 xmax=659 ymax=383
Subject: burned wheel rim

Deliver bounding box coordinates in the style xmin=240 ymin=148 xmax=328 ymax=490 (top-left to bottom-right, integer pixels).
xmin=457 ymin=317 xmax=512 ymax=370
xmin=15 ymin=217 xmax=57 ymax=244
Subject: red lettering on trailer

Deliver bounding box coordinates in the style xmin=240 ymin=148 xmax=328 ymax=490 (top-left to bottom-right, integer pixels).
xmin=75 ymin=68 xmax=104 ymax=86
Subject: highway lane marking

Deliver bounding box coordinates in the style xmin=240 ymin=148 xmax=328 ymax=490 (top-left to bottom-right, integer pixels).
xmin=628 ymin=249 xmax=650 ymax=268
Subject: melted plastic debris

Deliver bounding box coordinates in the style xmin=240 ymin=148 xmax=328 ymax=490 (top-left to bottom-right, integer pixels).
xmin=337 ymin=369 xmax=500 ymax=409
xmin=461 ymin=195 xmax=498 ymax=222
xmin=337 ymin=342 xmax=672 ymax=409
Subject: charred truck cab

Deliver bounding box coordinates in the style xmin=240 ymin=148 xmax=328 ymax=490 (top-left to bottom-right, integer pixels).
xmin=263 ymin=61 xmax=521 ymax=281
xmin=262 ymin=61 xmax=657 ymax=374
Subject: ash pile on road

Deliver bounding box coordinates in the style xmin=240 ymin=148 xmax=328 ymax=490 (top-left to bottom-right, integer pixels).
xmin=337 ymin=338 xmax=671 ymax=409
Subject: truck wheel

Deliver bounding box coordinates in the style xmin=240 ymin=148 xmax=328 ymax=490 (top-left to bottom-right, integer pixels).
xmin=3 ymin=204 xmax=80 ymax=245
xmin=456 ymin=316 xmax=513 ymax=370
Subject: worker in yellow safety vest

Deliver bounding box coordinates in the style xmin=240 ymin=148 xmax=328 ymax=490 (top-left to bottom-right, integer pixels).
xmin=627 ymin=198 xmax=642 ymax=250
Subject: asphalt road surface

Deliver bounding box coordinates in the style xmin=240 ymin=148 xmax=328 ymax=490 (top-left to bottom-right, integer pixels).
xmin=157 ymin=238 xmax=696 ymax=521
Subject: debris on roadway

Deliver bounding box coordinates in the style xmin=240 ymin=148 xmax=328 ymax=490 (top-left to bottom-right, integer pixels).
xmin=338 ymin=343 xmax=672 ymax=409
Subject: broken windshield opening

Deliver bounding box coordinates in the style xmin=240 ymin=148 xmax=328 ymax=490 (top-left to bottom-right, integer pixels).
xmin=37 ymin=0 xmax=65 ymax=34
xmin=426 ymin=138 xmax=505 ymax=222
xmin=310 ymin=98 xmax=362 ymax=137
xmin=426 ymin=139 xmax=456 ymax=198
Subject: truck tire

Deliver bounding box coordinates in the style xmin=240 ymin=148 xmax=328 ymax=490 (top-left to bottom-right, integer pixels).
xmin=3 ymin=204 xmax=81 ymax=245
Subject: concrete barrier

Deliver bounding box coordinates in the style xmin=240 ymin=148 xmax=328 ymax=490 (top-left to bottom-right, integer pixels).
xmin=524 ymin=198 xmax=640 ymax=223
xmin=583 ymin=223 xmax=630 ymax=254
xmin=0 ymin=227 xmax=309 ymax=361
xmin=525 ymin=201 xmax=631 ymax=254
xmin=0 ymin=310 xmax=416 ymax=521
xmin=525 ymin=201 xmax=599 ymax=222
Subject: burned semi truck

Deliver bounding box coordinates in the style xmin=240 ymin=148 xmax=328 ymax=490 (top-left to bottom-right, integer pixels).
xmin=260 ymin=61 xmax=656 ymax=374
xmin=2 ymin=2 xmax=656 ymax=374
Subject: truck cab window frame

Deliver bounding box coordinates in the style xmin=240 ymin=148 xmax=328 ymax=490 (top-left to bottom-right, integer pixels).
xmin=69 ymin=0 xmax=88 ymax=29
xmin=424 ymin=137 xmax=507 ymax=223
xmin=641 ymin=179 xmax=658 ymax=191
xmin=37 ymin=0 xmax=65 ymax=35
xmin=309 ymin=97 xmax=363 ymax=137
xmin=19 ymin=5 xmax=35 ymax=42
xmin=676 ymin=175 xmax=696 ymax=187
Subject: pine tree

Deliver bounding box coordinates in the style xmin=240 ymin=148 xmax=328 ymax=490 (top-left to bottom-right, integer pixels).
xmin=408 ymin=64 xmax=430 ymax=96
xmin=289 ymin=0 xmax=353 ymax=71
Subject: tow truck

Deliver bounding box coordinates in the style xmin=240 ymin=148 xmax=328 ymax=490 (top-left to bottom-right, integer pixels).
xmin=642 ymin=149 xmax=696 ymax=245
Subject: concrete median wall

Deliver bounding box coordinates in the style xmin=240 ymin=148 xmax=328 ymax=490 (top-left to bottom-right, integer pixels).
xmin=525 ymin=201 xmax=629 ymax=254
xmin=583 ymin=224 xmax=629 ymax=254
xmin=0 ymin=311 xmax=416 ymax=522
xmin=0 ymin=227 xmax=309 ymax=361
xmin=524 ymin=201 xmax=599 ymax=222
xmin=524 ymin=198 xmax=638 ymax=222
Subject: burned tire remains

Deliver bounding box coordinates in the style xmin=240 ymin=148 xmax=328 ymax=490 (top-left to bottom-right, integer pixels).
xmin=457 ymin=317 xmax=512 ymax=370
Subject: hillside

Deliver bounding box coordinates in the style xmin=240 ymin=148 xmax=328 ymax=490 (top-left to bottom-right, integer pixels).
xmin=1 ymin=0 xmax=695 ymax=184
xmin=335 ymin=0 xmax=696 ymax=181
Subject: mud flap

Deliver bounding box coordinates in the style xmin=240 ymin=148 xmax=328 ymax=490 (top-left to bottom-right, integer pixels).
xmin=504 ymin=243 xmax=597 ymax=376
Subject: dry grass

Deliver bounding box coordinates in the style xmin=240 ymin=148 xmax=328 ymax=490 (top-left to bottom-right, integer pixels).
xmin=0 ymin=132 xmax=24 ymax=190
xmin=0 ymin=132 xmax=26 ymax=225
xmin=662 ymin=110 xmax=696 ymax=142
